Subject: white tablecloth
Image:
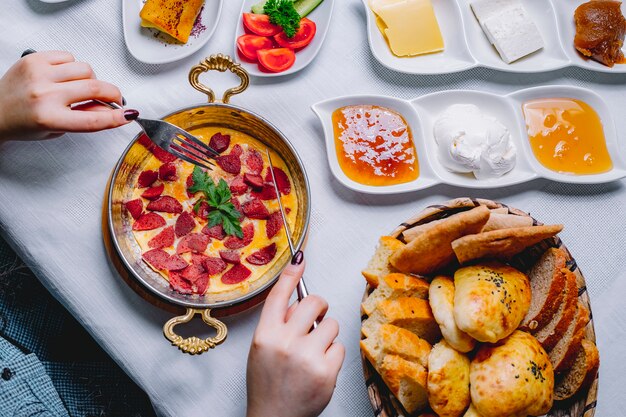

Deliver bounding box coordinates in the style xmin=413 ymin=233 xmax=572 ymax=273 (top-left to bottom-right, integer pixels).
xmin=1 ymin=1 xmax=626 ymax=416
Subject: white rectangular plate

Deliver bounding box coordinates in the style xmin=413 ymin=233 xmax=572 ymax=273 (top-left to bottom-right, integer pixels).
xmin=363 ymin=0 xmax=626 ymax=74
xmin=312 ymin=86 xmax=626 ymax=194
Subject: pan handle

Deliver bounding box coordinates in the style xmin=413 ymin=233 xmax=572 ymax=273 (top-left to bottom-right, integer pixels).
xmin=163 ymin=308 xmax=227 ymax=354
xmin=188 ymin=54 xmax=250 ymax=104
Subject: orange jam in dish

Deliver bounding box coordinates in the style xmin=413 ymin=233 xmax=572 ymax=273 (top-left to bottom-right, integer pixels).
xmin=522 ymin=98 xmax=613 ymax=175
xmin=332 ymin=105 xmax=419 ymax=186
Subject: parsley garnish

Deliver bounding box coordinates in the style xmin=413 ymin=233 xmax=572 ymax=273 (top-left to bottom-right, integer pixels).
xmin=188 ymin=166 xmax=243 ymax=238
xmin=264 ymin=0 xmax=301 ymax=38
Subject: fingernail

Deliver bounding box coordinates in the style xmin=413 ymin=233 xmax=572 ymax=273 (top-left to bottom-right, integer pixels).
xmin=291 ymin=251 xmax=304 ymax=265
xmin=21 ymin=49 xmax=36 ymax=58
xmin=124 ymin=109 xmax=139 ymax=121
xmin=122 ymin=96 xmax=127 ymax=106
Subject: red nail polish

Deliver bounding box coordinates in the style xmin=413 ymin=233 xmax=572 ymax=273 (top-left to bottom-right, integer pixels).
xmin=124 ymin=109 xmax=139 ymax=121
xmin=291 ymin=251 xmax=304 ymax=265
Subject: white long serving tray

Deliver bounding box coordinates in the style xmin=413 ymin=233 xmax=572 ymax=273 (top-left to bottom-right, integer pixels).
xmin=312 ymin=85 xmax=626 ymax=194
xmin=122 ymin=0 xmax=223 ymax=64
xmin=363 ymin=0 xmax=626 ymax=74
xmin=233 ymin=0 xmax=334 ymax=77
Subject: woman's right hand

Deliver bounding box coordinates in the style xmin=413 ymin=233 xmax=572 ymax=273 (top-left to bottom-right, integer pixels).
xmin=246 ymin=259 xmax=345 ymax=417
xmin=0 ymin=50 xmax=136 ymax=141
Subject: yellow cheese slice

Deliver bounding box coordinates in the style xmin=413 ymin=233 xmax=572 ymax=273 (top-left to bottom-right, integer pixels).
xmin=370 ymin=0 xmax=444 ymax=57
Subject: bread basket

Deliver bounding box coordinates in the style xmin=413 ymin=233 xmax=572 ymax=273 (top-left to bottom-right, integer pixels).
xmin=361 ymin=198 xmax=598 ymax=417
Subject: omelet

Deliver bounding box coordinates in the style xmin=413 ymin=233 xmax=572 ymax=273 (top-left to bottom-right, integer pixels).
xmin=124 ymin=127 xmax=297 ymax=299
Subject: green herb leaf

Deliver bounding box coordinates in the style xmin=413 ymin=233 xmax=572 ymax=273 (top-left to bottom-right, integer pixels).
xmin=264 ymin=0 xmax=301 ymax=38
xmin=186 ymin=166 xmax=243 ymax=237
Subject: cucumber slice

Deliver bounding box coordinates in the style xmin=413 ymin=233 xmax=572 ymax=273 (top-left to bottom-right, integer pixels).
xmin=251 ymin=0 xmax=267 ymax=14
xmin=250 ymin=0 xmax=324 ymax=17
xmin=294 ymin=0 xmax=324 ymax=17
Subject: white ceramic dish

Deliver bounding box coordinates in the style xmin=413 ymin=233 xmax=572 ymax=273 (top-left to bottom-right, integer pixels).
xmin=312 ymin=86 xmax=626 ymax=194
xmin=233 ymin=0 xmax=334 ymax=77
xmin=363 ymin=0 xmax=626 ymax=74
xmin=122 ymin=0 xmax=223 ymax=65
xmin=39 ymin=0 xmax=70 ymax=3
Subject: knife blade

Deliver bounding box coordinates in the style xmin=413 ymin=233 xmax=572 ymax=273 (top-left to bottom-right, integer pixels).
xmin=266 ymin=150 xmax=317 ymax=328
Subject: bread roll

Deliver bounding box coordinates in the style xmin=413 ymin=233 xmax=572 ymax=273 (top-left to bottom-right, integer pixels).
xmin=429 ymin=276 xmax=475 ymax=352
xmin=470 ymin=330 xmax=554 ymax=417
xmin=428 ymin=340 xmax=471 ymax=417
xmin=453 ymin=263 xmax=531 ymax=343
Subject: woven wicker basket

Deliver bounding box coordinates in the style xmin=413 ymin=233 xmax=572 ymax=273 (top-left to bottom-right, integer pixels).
xmin=361 ymin=198 xmax=598 ymax=417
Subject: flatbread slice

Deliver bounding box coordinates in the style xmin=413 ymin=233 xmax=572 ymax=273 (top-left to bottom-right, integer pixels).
xmin=390 ymin=205 xmax=490 ymax=275
xmin=452 ymin=225 xmax=563 ymax=264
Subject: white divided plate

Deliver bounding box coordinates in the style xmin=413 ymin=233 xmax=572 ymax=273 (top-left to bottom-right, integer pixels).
xmin=363 ymin=0 xmax=626 ymax=74
xmin=233 ymin=0 xmax=334 ymax=77
xmin=122 ymin=0 xmax=223 ymax=64
xmin=312 ymin=86 xmax=626 ymax=194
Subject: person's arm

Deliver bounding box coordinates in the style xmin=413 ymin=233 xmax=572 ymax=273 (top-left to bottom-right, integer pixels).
xmin=246 ymin=259 xmax=344 ymax=417
xmin=0 ymin=50 xmax=137 ymax=141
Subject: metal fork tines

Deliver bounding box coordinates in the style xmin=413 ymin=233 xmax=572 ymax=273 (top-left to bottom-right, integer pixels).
xmin=95 ymin=100 xmax=219 ymax=170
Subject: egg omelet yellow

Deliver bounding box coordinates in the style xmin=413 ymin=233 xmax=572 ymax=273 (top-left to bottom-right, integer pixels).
xmin=127 ymin=127 xmax=297 ymax=299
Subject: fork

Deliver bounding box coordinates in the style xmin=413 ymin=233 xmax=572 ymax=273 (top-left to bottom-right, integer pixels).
xmin=21 ymin=48 xmax=219 ymax=170
xmin=96 ymin=100 xmax=219 ymax=170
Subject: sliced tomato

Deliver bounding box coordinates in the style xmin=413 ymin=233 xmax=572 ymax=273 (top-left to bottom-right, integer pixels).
xmin=257 ymin=48 xmax=296 ymax=73
xmin=237 ymin=34 xmax=274 ymax=62
xmin=242 ymin=13 xmax=282 ymax=36
xmin=274 ymin=18 xmax=316 ymax=49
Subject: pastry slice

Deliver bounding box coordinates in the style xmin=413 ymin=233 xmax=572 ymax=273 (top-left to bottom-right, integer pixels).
xmin=451 ymin=224 xmax=563 ymax=264
xmin=140 ymin=0 xmax=205 ymax=43
xmin=361 ymin=236 xmax=405 ymax=288
xmin=390 ymin=205 xmax=490 ymax=275
xmin=379 ymin=355 xmax=429 ymax=415
xmin=361 ymin=273 xmax=429 ymax=316
xmin=361 ymin=323 xmax=431 ymax=369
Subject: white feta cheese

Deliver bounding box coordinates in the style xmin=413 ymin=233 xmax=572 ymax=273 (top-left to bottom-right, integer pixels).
xmin=482 ymin=4 xmax=544 ymax=63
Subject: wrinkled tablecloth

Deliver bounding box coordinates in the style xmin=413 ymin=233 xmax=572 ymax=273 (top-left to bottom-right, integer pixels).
xmin=1 ymin=0 xmax=626 ymax=416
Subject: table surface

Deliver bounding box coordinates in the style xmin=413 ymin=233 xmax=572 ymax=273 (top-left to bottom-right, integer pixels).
xmin=1 ymin=1 xmax=626 ymax=416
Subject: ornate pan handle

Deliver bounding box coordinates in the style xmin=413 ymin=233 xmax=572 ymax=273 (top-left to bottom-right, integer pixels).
xmin=188 ymin=53 xmax=250 ymax=104
xmin=163 ymin=308 xmax=227 ymax=354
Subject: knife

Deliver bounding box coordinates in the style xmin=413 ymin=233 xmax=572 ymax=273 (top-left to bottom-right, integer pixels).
xmin=266 ymin=150 xmax=317 ymax=329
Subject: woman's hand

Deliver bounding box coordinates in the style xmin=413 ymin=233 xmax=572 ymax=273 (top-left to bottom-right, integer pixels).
xmin=246 ymin=259 xmax=345 ymax=417
xmin=0 ymin=50 xmax=137 ymax=141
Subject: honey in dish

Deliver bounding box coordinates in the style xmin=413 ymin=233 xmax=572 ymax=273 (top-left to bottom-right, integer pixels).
xmin=332 ymin=105 xmax=419 ymax=186
xmin=522 ymin=98 xmax=612 ymax=175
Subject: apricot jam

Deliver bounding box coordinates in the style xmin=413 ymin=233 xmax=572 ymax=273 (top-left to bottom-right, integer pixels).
xmin=522 ymin=98 xmax=612 ymax=175
xmin=332 ymin=105 xmax=419 ymax=186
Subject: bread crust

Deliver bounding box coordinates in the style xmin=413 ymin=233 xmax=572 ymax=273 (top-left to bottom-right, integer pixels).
xmin=549 ymin=302 xmax=591 ymax=372
xmin=390 ymin=205 xmax=490 ymax=275
xmin=521 ymin=248 xmax=568 ymax=331
xmin=451 ymin=225 xmax=564 ymax=264
xmin=533 ymin=269 xmax=578 ymax=351
xmin=362 ymin=236 xmax=405 ymax=287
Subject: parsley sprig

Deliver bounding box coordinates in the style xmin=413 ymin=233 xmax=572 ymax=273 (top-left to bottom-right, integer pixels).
xmin=188 ymin=166 xmax=243 ymax=238
xmin=264 ymin=0 xmax=301 ymax=38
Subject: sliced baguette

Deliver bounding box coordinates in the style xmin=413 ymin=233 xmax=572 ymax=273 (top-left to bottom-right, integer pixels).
xmin=362 ymin=236 xmax=405 ymax=288
xmin=549 ymin=301 xmax=590 ymax=372
xmin=362 ymin=273 xmax=429 ymax=316
xmin=554 ymin=339 xmax=600 ymax=401
xmin=390 ymin=205 xmax=491 ymax=275
xmin=360 ymin=323 xmax=431 ymax=369
xmin=361 ymin=297 xmax=441 ymax=343
xmin=379 ymin=355 xmax=429 ymax=415
xmin=533 ymin=268 xmax=578 ymax=351
xmin=520 ymin=248 xmax=568 ymax=331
